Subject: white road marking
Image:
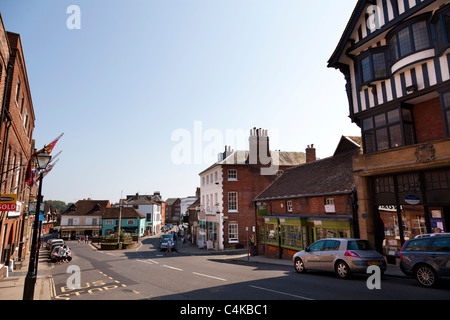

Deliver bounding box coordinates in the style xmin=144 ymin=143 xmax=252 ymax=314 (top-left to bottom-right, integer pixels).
xmin=249 ymin=285 xmax=314 ymax=300
xmin=163 ymin=265 xmax=183 ymax=271
xmin=192 ymin=272 xmax=227 ymax=282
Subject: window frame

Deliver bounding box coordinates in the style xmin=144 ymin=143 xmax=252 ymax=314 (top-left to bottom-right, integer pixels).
xmin=361 ymin=106 xmax=416 ymax=154
xmin=386 ymin=14 xmax=433 ymax=66
xmin=432 ymin=4 xmax=450 ymax=56
xmin=227 ymin=169 xmax=238 ymax=181
xmin=228 ymin=192 xmax=238 ymax=212
xmin=358 ymin=47 xmax=389 ymax=87
xmin=228 ymin=222 xmax=239 ymax=243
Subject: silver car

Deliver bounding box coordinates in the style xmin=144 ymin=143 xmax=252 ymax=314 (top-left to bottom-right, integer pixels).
xmin=293 ymin=238 xmax=387 ymax=279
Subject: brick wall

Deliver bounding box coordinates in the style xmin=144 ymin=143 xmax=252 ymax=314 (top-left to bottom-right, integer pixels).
xmin=413 ymin=97 xmax=446 ymax=144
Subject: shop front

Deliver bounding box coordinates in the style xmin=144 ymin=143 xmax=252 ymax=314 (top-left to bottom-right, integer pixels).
xmin=373 ymin=169 xmax=450 ymax=261
xmin=261 ymin=216 xmax=353 ymax=259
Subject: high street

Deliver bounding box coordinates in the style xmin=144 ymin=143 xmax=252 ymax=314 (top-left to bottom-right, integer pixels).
xmin=45 ymin=236 xmax=450 ymax=301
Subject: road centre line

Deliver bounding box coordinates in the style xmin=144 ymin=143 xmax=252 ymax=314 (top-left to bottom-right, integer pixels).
xmin=249 ymin=285 xmax=314 ymax=300
xmin=163 ymin=265 xmax=183 ymax=271
xmin=192 ymin=272 xmax=227 ymax=282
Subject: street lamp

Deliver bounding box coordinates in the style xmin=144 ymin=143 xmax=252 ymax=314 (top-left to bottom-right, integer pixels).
xmin=23 ymin=151 xmax=52 ymax=300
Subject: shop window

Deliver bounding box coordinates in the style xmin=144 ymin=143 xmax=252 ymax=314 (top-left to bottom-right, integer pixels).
xmin=281 ymin=225 xmax=301 ymax=249
xmin=362 ymin=107 xmax=415 ymax=153
xmin=265 ymin=223 xmax=278 ymax=245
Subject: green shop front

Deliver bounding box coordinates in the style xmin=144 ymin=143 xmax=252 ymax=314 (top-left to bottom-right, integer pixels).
xmin=260 ymin=215 xmax=353 ymax=259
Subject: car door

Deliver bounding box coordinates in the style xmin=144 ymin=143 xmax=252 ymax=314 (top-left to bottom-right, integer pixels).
xmin=303 ymin=240 xmax=325 ymax=270
xmin=320 ymin=240 xmax=341 ymax=271
xmin=429 ymin=237 xmax=450 ymax=278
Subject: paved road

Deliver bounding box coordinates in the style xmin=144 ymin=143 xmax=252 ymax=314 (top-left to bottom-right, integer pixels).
xmin=47 ymin=236 xmax=450 ymax=302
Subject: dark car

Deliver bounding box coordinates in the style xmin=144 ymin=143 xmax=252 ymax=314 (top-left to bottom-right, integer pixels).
xmin=400 ymin=233 xmax=450 ymax=287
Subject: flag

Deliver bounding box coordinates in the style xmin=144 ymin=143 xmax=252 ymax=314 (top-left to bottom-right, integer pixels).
xmin=45 ymin=133 xmax=64 ymax=154
xmin=34 ymin=133 xmax=64 ymax=156
xmin=25 ymin=157 xmax=35 ymax=187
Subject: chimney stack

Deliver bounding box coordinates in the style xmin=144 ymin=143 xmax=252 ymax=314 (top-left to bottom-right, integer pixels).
xmin=249 ymin=127 xmax=270 ymax=165
xmin=306 ymin=144 xmax=316 ymax=163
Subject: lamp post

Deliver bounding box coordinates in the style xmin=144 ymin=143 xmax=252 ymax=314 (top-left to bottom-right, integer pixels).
xmin=23 ymin=151 xmax=52 ymax=300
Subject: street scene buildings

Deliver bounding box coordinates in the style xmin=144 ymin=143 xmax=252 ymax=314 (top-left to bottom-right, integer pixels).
xmin=0 ymin=0 xmax=449 ymax=304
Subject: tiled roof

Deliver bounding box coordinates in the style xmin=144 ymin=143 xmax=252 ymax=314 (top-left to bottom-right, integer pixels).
xmin=255 ymin=148 xmax=360 ymax=201
xmin=61 ymin=200 xmax=110 ymax=216
xmin=103 ymin=207 xmax=145 ymax=219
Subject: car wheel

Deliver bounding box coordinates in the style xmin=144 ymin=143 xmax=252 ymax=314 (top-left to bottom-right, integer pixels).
xmin=294 ymin=257 xmax=306 ymax=273
xmin=335 ymin=261 xmax=352 ymax=279
xmin=415 ymin=264 xmax=438 ymax=288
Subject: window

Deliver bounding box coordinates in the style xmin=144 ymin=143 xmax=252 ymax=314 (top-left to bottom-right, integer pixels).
xmin=308 ymin=240 xmax=325 ymax=252
xmin=404 ymin=239 xmax=431 ymax=251
xmin=227 ymin=169 xmax=237 ymax=181
xmin=325 ymin=198 xmax=336 ymax=213
xmin=15 ymin=77 xmax=20 ymax=103
xmin=362 ymin=107 xmax=415 ymax=153
xmin=228 ymin=192 xmax=238 ymax=212
xmin=286 ymin=200 xmax=293 ymax=212
xmin=430 ymin=238 xmax=450 ymax=252
xmin=228 ymin=223 xmax=238 ymax=243
xmin=265 ymin=223 xmax=278 ymax=245
xmin=359 ymin=49 xmax=388 ymax=85
xmin=388 ymin=18 xmax=431 ymax=64
xmin=434 ymin=5 xmax=450 ymax=53
xmin=323 ymin=240 xmax=340 ymax=251
xmin=281 ymin=225 xmax=301 ymax=249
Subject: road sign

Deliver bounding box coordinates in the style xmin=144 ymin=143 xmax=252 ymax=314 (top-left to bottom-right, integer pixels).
xmin=0 ymin=194 xmax=17 ymax=211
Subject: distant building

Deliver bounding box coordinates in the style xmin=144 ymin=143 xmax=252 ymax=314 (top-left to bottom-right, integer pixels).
xmin=199 ymin=128 xmax=306 ymax=250
xmin=120 ymin=192 xmax=164 ymax=235
xmin=60 ymin=200 xmax=110 ymax=240
xmin=102 ymin=207 xmax=146 ymax=237
xmin=165 ymin=198 xmax=181 ymax=225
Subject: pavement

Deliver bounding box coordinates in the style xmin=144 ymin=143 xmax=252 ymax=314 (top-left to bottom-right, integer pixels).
xmin=0 ymin=236 xmax=406 ymax=300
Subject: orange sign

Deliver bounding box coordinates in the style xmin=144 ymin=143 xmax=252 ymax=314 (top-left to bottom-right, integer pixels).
xmin=0 ymin=194 xmax=17 ymax=211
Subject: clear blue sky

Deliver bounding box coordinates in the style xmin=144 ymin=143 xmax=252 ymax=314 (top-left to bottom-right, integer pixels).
xmin=0 ymin=0 xmax=360 ymax=204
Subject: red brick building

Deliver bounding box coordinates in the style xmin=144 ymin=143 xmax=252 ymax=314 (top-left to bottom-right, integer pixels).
xmin=254 ymin=136 xmax=361 ymax=259
xmin=198 ymin=128 xmax=306 ymax=250
xmin=0 ymin=13 xmax=36 ymax=277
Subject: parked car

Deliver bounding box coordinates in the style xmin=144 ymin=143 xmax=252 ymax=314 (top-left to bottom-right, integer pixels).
xmin=293 ymin=238 xmax=387 ymax=279
xmin=400 ymin=233 xmax=450 ymax=288
xmin=47 ymin=238 xmax=64 ymax=250
xmin=160 ymin=234 xmax=176 ymax=251
xmin=50 ymin=245 xmax=72 ymax=263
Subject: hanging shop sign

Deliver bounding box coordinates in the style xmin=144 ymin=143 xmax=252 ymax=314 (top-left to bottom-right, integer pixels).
xmin=405 ymin=195 xmax=421 ymax=205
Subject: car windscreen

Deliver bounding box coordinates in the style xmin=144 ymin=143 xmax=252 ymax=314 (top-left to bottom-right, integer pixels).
xmin=162 ymin=235 xmax=173 ymax=240
xmin=347 ymin=240 xmax=372 ymax=250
